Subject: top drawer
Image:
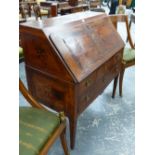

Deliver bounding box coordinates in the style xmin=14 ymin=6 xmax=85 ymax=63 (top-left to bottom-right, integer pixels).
xmin=97 ymin=51 xmax=122 ymax=79
xmin=77 ymin=71 xmax=97 ymax=96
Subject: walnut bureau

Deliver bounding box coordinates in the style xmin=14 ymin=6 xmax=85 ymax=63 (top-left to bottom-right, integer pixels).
xmin=20 ymin=11 xmax=124 ymax=149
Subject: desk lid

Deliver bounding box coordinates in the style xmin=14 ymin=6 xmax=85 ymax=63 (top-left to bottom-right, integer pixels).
xmin=49 ymin=15 xmax=124 ymax=82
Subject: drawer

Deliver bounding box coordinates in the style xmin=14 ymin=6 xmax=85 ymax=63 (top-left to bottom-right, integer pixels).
xmin=105 ymin=52 xmax=121 ymax=70
xmin=77 ymin=72 xmax=97 ymax=96
xmin=96 ymin=63 xmax=121 ymax=94
xmin=97 ymin=51 xmax=122 ymax=80
xmin=78 ymin=88 xmax=95 ymax=114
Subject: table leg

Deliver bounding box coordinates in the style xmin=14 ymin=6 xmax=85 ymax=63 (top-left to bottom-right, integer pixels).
xmin=69 ymin=116 xmax=77 ymax=149
xmin=112 ymin=75 xmax=119 ymax=98
xmin=28 ymin=4 xmax=31 ymax=17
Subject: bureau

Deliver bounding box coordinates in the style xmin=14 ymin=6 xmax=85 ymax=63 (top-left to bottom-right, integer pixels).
xmin=20 ymin=11 xmax=124 ymax=149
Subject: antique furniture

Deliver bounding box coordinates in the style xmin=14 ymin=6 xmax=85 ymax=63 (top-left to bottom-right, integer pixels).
xmin=20 ymin=1 xmax=37 ymax=17
xmin=19 ymin=18 xmax=27 ymax=24
xmin=33 ymin=4 xmax=50 ymax=20
xmin=19 ymin=4 xmax=27 ymax=19
xmin=20 ymin=11 xmax=125 ymax=149
xmin=129 ymin=13 xmax=135 ymax=30
xmin=39 ymin=1 xmax=87 ymax=16
xmin=19 ymin=79 xmax=70 ymax=155
xmin=40 ymin=1 xmax=67 ymax=15
xmin=68 ymin=0 xmax=78 ymax=6
xmin=60 ymin=3 xmax=88 ymax=15
xmin=110 ymin=14 xmax=135 ymax=97
xmin=89 ymin=0 xmax=105 ymax=12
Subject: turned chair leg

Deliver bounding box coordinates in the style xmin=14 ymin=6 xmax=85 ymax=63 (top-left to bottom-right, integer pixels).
xmin=60 ymin=128 xmax=70 ymax=155
xmin=112 ymin=75 xmax=119 ymax=98
xmin=119 ymin=68 xmax=125 ymax=97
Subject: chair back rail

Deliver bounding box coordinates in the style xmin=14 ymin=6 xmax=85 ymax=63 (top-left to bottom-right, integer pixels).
xmin=19 ymin=79 xmax=47 ymax=110
xmin=108 ymin=14 xmax=135 ymax=49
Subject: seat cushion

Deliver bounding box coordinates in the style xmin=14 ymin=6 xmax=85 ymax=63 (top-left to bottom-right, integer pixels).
xmin=19 ymin=107 xmax=60 ymax=155
xmin=123 ymin=48 xmax=135 ymax=62
xmin=19 ymin=47 xmax=24 ymax=58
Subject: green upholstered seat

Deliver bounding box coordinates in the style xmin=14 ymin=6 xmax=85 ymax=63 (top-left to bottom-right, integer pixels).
xmin=123 ymin=48 xmax=135 ymax=62
xmin=19 ymin=107 xmax=60 ymax=155
xmin=19 ymin=47 xmax=24 ymax=59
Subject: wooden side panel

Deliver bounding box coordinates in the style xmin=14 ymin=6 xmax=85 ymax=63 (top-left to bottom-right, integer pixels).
xmin=26 ymin=66 xmax=76 ymax=115
xmin=20 ymin=32 xmax=74 ymax=82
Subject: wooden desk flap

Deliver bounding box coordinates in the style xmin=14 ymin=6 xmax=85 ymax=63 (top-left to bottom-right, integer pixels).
xmin=20 ymin=11 xmax=103 ymax=29
xmin=49 ymin=15 xmax=125 ymax=82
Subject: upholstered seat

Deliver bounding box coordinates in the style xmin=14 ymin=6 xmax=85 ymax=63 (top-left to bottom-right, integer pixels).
xmin=19 ymin=107 xmax=60 ymax=155
xmin=123 ymin=48 xmax=135 ymax=63
xmin=19 ymin=79 xmax=70 ymax=155
xmin=19 ymin=47 xmax=24 ymax=63
xmin=19 ymin=47 xmax=23 ymax=58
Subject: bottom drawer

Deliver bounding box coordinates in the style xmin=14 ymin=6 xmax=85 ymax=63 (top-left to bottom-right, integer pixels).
xmin=78 ymin=87 xmax=96 ymax=114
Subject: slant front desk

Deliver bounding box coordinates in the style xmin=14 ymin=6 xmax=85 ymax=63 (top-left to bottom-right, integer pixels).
xmin=20 ymin=12 xmax=124 ymax=149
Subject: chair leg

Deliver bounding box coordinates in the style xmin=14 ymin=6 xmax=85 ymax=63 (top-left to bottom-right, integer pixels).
xmin=112 ymin=75 xmax=119 ymax=98
xmin=119 ymin=68 xmax=125 ymax=97
xmin=60 ymin=128 xmax=70 ymax=155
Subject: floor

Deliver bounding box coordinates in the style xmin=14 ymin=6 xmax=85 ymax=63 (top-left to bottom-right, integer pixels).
xmin=19 ymin=63 xmax=135 ymax=155
xmin=19 ymin=5 xmax=135 ymax=155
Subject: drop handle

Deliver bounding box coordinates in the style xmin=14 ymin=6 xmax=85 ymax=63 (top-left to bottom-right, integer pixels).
xmin=85 ymin=80 xmax=91 ymax=87
xmin=102 ymin=77 xmax=106 ymax=82
xmin=85 ymin=95 xmax=90 ymax=102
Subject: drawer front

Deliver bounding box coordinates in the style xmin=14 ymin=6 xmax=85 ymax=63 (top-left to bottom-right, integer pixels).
xmin=97 ymin=63 xmax=121 ymax=95
xmin=77 ymin=87 xmax=96 ymax=114
xmin=97 ymin=51 xmax=122 ymax=80
xmin=77 ymin=72 xmax=97 ymax=96
xmin=96 ymin=52 xmax=122 ymax=93
xmin=77 ymin=52 xmax=122 ymax=114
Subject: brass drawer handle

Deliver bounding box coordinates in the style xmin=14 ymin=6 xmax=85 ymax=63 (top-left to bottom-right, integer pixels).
xmin=102 ymin=77 xmax=106 ymax=82
xmin=85 ymin=95 xmax=90 ymax=102
xmin=85 ymin=80 xmax=91 ymax=87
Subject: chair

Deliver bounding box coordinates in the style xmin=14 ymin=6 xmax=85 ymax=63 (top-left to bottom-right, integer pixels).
xmin=110 ymin=14 xmax=135 ymax=97
xmin=33 ymin=4 xmax=50 ymax=20
xmin=19 ymin=3 xmax=36 ymax=22
xmin=19 ymin=4 xmax=27 ymax=19
xmin=19 ymin=79 xmax=70 ymax=155
xmin=89 ymin=0 xmax=105 ymax=12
